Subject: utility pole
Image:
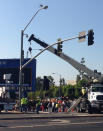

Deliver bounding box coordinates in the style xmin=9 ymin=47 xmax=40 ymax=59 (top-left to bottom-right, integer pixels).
xmin=52 ymin=73 xmax=62 ymax=97
xmin=19 ymin=5 xmax=48 ymax=111
xmin=19 ymin=30 xmax=24 ymax=111
xmin=59 ymin=74 xmax=61 ymax=97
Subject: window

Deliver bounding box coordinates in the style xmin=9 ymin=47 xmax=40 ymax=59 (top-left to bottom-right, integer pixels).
xmin=92 ymin=87 xmax=103 ymax=92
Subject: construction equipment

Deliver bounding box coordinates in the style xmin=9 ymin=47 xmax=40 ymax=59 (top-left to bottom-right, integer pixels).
xmin=28 ymin=34 xmax=103 ymax=113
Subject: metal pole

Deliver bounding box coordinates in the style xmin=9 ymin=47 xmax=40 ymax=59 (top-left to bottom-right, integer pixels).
xmin=19 ymin=6 xmax=48 ymax=111
xmin=23 ymin=6 xmax=48 ymax=32
xmin=59 ymin=75 xmax=61 ymax=97
xmin=52 ymin=73 xmax=61 ymax=97
xmin=21 ymin=35 xmax=80 ymax=70
xmin=19 ymin=30 xmax=23 ymax=111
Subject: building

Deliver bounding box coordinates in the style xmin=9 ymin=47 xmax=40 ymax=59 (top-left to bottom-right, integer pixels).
xmin=66 ymin=80 xmax=76 ymax=85
xmin=0 ymin=58 xmax=36 ymax=98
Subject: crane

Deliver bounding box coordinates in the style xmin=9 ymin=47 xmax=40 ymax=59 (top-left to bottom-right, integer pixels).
xmin=28 ymin=34 xmax=102 ymax=82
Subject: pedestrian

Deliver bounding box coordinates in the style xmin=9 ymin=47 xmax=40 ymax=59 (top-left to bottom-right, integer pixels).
xmin=52 ymin=100 xmax=56 ymax=112
xmin=55 ymin=102 xmax=59 ymax=112
xmin=21 ymin=97 xmax=28 ymax=112
xmin=48 ymin=100 xmax=52 ymax=113
xmin=15 ymin=101 xmax=19 ymax=111
xmin=36 ymin=100 xmax=41 ymax=114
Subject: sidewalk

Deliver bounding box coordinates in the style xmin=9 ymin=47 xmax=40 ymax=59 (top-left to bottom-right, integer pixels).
xmin=0 ymin=111 xmax=103 ymax=120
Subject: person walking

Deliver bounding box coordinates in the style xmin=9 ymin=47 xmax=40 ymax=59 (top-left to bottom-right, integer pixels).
xmin=36 ymin=100 xmax=41 ymax=114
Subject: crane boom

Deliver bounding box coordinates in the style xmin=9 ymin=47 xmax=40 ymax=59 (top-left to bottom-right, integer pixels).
xmin=28 ymin=34 xmax=101 ymax=80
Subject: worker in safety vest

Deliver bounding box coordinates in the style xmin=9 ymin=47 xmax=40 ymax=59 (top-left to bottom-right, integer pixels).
xmin=21 ymin=97 xmax=28 ymax=112
xmin=81 ymin=87 xmax=86 ymax=96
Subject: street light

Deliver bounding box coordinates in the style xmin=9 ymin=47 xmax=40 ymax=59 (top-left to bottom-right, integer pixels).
xmin=19 ymin=5 xmax=48 ymax=111
xmin=52 ymin=73 xmax=62 ymax=97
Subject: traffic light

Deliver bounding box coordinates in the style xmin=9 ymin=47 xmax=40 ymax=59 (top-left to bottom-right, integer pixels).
xmin=57 ymin=38 xmax=63 ymax=55
xmin=43 ymin=76 xmax=50 ymax=90
xmin=88 ymin=29 xmax=94 ymax=46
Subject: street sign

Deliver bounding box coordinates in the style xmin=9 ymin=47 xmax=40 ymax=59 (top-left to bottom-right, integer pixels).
xmin=78 ymin=31 xmax=86 ymax=42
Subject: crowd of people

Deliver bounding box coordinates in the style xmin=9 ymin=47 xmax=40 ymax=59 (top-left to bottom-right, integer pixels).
xmin=14 ymin=97 xmax=72 ymax=114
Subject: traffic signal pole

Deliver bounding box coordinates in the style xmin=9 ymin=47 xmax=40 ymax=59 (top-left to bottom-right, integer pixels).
xmin=19 ymin=30 xmax=23 ymax=111
xmin=27 ymin=30 xmax=101 ymax=80
xmin=19 ymin=6 xmax=48 ymax=112
xmin=21 ymin=35 xmax=81 ymax=70
xmin=59 ymin=74 xmax=61 ymax=97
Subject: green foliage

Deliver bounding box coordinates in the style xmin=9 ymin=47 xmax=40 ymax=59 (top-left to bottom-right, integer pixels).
xmin=74 ymin=85 xmax=81 ymax=98
xmin=32 ymin=78 xmax=89 ymax=99
xmin=28 ymin=92 xmax=36 ymax=100
xmin=77 ymin=79 xmax=88 ymax=87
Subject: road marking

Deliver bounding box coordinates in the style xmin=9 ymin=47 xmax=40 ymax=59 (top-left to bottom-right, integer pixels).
xmin=10 ymin=125 xmax=34 ymax=128
xmin=49 ymin=119 xmax=70 ymax=124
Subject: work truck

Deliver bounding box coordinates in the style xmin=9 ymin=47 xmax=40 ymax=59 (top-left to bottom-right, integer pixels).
xmin=77 ymin=83 xmax=103 ymax=113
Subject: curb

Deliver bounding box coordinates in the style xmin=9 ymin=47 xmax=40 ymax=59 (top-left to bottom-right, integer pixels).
xmin=0 ymin=113 xmax=103 ymax=120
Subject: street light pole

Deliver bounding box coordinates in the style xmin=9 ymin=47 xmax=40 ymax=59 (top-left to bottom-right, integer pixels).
xmin=19 ymin=5 xmax=48 ymax=111
xmin=59 ymin=74 xmax=61 ymax=97
xmin=19 ymin=30 xmax=24 ymax=111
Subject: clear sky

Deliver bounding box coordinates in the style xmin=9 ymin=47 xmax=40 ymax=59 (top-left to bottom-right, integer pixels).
xmin=0 ymin=0 xmax=103 ymax=84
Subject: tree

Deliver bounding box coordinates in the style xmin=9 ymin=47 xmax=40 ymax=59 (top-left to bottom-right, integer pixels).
xmin=74 ymin=85 xmax=81 ymax=98
xmin=36 ymin=77 xmax=43 ymax=90
xmin=28 ymin=92 xmax=36 ymax=100
xmin=77 ymin=79 xmax=88 ymax=87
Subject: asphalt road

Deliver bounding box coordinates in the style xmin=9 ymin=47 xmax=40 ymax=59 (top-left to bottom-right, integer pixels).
xmin=0 ymin=116 xmax=103 ymax=131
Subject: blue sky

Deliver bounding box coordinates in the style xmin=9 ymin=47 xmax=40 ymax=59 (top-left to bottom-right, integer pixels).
xmin=0 ymin=0 xmax=103 ymax=84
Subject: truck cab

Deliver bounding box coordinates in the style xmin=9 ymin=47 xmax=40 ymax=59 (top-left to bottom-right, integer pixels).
xmin=88 ymin=84 xmax=103 ymax=113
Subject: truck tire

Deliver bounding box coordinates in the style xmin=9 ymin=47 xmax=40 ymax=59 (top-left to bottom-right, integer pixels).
xmin=96 ymin=109 xmax=101 ymax=114
xmin=80 ymin=108 xmax=86 ymax=113
xmin=79 ymin=103 xmax=86 ymax=113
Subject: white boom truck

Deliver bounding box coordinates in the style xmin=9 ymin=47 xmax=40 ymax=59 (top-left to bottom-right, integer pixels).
xmin=88 ymin=83 xmax=103 ymax=113
xmin=28 ymin=34 xmax=103 ymax=113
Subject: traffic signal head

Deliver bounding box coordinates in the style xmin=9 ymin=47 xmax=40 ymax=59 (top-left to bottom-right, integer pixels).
xmin=57 ymin=42 xmax=62 ymax=54
xmin=88 ymin=29 xmax=94 ymax=46
xmin=57 ymin=38 xmax=63 ymax=55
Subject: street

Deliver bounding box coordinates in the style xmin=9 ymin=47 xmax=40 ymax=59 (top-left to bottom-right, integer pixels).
xmin=0 ymin=116 xmax=103 ymax=131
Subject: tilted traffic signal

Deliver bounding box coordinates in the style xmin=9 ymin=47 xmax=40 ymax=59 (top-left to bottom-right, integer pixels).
xmin=88 ymin=29 xmax=94 ymax=46
xmin=57 ymin=38 xmax=63 ymax=55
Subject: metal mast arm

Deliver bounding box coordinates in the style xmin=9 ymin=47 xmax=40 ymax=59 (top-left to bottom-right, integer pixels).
xmin=28 ymin=34 xmax=101 ymax=80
